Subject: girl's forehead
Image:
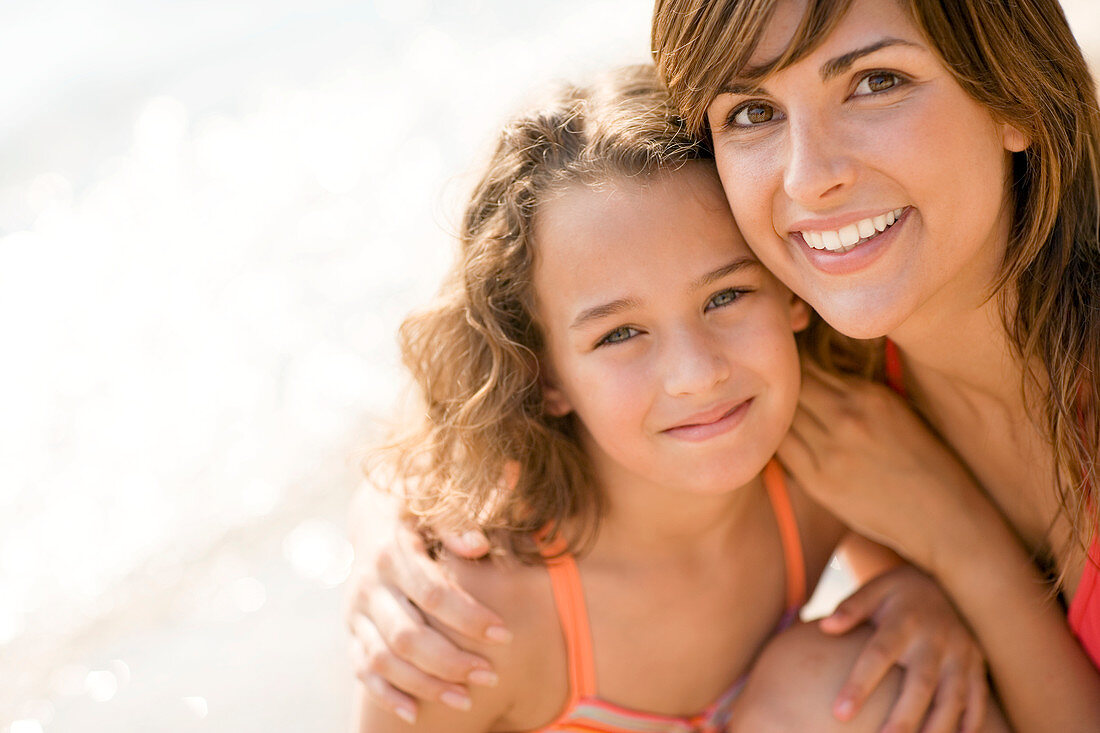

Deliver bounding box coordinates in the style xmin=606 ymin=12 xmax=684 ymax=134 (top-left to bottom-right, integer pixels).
xmin=533 ymin=170 xmax=750 ymax=274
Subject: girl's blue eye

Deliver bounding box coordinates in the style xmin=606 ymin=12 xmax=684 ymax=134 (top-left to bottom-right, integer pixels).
xmin=854 ymin=71 xmax=903 ymax=96
xmin=706 ymin=288 xmax=747 ymax=310
xmin=597 ymin=326 xmax=639 ymax=347
xmin=728 ymin=101 xmax=783 ymax=128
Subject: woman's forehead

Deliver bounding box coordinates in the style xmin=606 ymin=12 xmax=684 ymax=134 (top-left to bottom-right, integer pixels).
xmin=740 ymin=0 xmax=918 ymax=80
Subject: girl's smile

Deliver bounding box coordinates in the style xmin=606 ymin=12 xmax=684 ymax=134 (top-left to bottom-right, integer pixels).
xmin=659 ymin=396 xmax=754 ymax=442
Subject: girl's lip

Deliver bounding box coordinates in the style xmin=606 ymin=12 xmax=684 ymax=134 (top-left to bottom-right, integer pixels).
xmin=794 ymin=207 xmax=911 ymax=276
xmin=661 ymin=398 xmax=753 ymax=442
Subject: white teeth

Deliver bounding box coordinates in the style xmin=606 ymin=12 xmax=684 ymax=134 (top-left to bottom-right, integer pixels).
xmin=839 ymin=224 xmax=860 ymax=247
xmin=799 ymin=207 xmax=907 ymax=253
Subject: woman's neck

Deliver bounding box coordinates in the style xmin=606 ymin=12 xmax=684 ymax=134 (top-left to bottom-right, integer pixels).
xmin=890 ymin=288 xmax=1027 ymax=411
xmin=887 ymin=278 xmax=1064 ymax=551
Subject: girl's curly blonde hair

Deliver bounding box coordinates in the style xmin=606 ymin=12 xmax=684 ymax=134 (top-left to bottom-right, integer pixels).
xmin=380 ymin=63 xmax=876 ymax=562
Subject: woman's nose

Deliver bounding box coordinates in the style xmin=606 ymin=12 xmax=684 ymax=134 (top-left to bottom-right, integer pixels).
xmin=661 ymin=329 xmax=732 ymax=397
xmin=782 ymin=116 xmax=857 ymax=206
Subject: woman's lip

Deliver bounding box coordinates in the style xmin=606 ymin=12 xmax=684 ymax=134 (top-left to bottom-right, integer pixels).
xmin=794 ymin=207 xmax=911 ymax=276
xmin=661 ymin=398 xmax=753 ymax=442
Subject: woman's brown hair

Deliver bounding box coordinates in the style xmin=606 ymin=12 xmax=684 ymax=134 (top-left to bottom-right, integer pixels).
xmin=652 ymin=0 xmax=1100 ymax=548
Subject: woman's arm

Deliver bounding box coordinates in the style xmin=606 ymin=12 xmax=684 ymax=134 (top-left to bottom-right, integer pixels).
xmin=780 ymin=366 xmax=1100 ymax=731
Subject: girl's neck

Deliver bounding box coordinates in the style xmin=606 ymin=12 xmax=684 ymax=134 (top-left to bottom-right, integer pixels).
xmin=580 ymin=453 xmax=767 ymax=568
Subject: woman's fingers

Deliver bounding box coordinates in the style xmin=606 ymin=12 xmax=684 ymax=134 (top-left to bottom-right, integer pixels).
xmin=439 ymin=529 xmax=491 ymax=559
xmin=367 ymin=584 xmax=499 ymax=685
xmin=916 ymin=666 xmax=967 ymax=733
xmin=877 ymin=649 xmax=939 ymax=733
xmin=386 ymin=523 xmax=512 ymax=644
xmin=801 ymin=357 xmax=852 ymax=393
xmin=353 ymin=634 xmax=419 ymax=724
xmin=820 ymin=576 xmax=891 ymax=636
xmin=833 ymin=626 xmax=904 ymax=721
xmin=959 ymin=662 xmax=989 ymax=733
xmin=351 ymin=618 xmax=482 ymax=723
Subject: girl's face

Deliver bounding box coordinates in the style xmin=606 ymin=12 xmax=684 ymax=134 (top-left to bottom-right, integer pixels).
xmin=704 ymin=0 xmax=1028 ymax=339
xmin=532 ymin=163 xmax=808 ymax=496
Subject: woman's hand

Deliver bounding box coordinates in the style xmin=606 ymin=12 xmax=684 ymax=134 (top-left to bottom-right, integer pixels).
xmin=822 ymin=565 xmax=989 ymax=733
xmin=778 ymin=361 xmax=985 ymax=570
xmin=344 ymin=490 xmax=506 ymax=723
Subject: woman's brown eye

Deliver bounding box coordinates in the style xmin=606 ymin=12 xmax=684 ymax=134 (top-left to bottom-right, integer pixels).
xmin=856 ymin=72 xmax=900 ymax=96
xmin=747 ymin=105 xmax=773 ymax=122
xmin=732 ymin=102 xmax=776 ymax=126
xmin=868 ymin=73 xmax=896 ymax=92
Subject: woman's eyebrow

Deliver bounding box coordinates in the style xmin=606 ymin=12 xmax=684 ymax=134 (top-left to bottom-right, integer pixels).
xmin=819 ymin=38 xmax=921 ymax=81
xmin=719 ymin=37 xmax=921 ymax=94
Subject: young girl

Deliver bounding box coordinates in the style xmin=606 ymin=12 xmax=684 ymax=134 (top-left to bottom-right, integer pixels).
xmin=357 ymin=65 xmax=1003 ymax=733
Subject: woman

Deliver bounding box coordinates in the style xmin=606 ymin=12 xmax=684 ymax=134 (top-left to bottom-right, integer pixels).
xmin=349 ymin=0 xmax=1100 ymax=729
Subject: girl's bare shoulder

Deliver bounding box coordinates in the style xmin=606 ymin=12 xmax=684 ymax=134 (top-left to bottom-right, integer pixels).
xmin=779 ymin=470 xmax=849 ymax=571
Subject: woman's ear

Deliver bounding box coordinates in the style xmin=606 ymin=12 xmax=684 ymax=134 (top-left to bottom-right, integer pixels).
xmin=790 ymin=294 xmax=811 ymax=333
xmin=1001 ymin=122 xmax=1030 ymax=153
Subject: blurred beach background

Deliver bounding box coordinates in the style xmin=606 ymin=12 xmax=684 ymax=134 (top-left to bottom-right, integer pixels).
xmin=2 ymin=2 xmax=1098 ymax=732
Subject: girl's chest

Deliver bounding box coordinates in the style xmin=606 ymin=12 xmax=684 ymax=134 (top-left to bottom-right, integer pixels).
xmin=583 ymin=570 xmax=788 ymax=717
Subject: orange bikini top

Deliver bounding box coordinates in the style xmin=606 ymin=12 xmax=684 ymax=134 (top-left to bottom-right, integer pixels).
xmin=533 ymin=459 xmax=805 ymax=732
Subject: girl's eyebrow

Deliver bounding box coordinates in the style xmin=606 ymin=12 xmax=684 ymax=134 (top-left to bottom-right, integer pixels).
xmin=718 ymin=37 xmax=921 ymax=94
xmin=570 ymin=297 xmax=641 ymax=330
xmin=569 ymin=257 xmax=759 ymax=330
xmin=692 ymin=256 xmax=760 ymax=290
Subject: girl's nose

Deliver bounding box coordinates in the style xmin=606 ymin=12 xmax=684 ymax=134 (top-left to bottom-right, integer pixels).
xmin=661 ymin=329 xmax=732 ymax=397
xmin=782 ymin=117 xmax=857 ymax=206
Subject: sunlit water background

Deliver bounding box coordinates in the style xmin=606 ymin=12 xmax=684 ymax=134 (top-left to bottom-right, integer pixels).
xmin=3 ymin=2 xmax=1098 ymax=731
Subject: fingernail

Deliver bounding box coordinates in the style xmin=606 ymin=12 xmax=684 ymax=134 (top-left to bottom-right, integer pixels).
xmin=485 ymin=625 xmax=513 ymax=643
xmin=834 ymin=698 xmax=854 ymax=720
xmin=441 ymin=691 xmax=472 ymax=711
xmin=468 ymin=669 xmax=499 ymax=687
xmin=460 ymin=530 xmax=486 ymax=549
xmin=395 ymin=707 xmax=416 ymax=724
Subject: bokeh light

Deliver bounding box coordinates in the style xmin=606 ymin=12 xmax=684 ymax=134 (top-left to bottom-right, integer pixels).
xmin=2 ymin=1 xmax=1098 ymax=731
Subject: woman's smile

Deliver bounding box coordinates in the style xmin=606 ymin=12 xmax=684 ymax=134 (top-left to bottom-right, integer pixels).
xmin=792 ymin=206 xmax=912 ymax=275
xmin=794 ymin=206 xmax=907 ymax=253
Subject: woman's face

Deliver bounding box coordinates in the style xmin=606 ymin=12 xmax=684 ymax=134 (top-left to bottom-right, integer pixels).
xmin=705 ymin=0 xmax=1028 ymax=339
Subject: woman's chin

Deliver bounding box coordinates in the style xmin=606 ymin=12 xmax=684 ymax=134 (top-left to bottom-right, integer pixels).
xmin=810 ymin=298 xmax=913 ymax=341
